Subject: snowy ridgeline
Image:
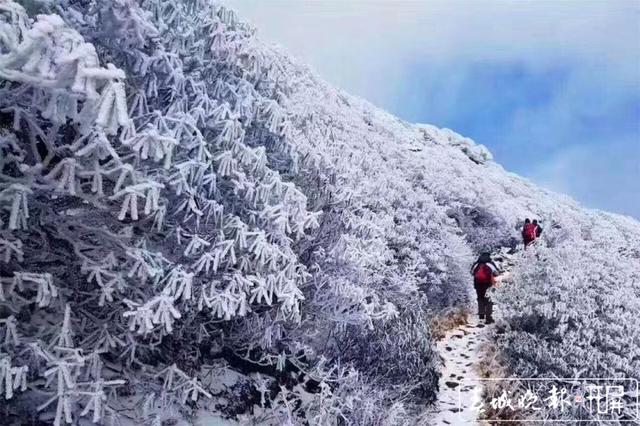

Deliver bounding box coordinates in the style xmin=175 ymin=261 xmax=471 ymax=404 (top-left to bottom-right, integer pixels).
xmin=0 ymin=1 xmax=639 ymax=425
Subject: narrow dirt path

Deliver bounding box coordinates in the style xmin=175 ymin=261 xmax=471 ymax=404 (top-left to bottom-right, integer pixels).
xmin=429 ymin=315 xmax=490 ymax=425
xmin=429 ymin=249 xmax=516 ymax=425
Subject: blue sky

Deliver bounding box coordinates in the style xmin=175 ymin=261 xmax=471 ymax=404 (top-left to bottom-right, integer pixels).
xmin=227 ymin=1 xmax=640 ymax=219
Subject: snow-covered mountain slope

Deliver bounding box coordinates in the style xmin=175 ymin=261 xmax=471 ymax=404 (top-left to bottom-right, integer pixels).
xmin=0 ymin=1 xmax=638 ymax=424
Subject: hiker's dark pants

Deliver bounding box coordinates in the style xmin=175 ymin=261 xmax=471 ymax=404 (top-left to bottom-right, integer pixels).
xmin=474 ymin=281 xmax=493 ymax=319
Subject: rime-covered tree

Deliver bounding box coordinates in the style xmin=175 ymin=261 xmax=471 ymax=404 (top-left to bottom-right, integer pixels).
xmin=0 ymin=1 xmax=448 ymax=423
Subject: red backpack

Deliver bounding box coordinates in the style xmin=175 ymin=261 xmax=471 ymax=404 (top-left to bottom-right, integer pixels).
xmin=474 ymin=263 xmax=493 ymax=284
xmin=523 ymin=223 xmax=537 ymax=241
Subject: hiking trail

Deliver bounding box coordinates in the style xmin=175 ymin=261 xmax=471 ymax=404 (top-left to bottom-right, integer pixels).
xmin=429 ymin=249 xmax=516 ymax=425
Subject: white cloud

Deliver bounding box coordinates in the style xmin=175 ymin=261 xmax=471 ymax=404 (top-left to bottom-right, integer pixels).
xmin=226 ymin=0 xmax=640 ymax=99
xmin=531 ymin=140 xmax=640 ymax=218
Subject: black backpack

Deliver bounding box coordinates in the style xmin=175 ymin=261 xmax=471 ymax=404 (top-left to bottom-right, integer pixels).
xmin=478 ymin=252 xmax=491 ymax=263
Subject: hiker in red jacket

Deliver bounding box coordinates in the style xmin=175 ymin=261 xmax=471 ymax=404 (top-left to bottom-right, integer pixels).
xmin=522 ymin=218 xmax=538 ymax=249
xmin=470 ymin=252 xmax=499 ymax=324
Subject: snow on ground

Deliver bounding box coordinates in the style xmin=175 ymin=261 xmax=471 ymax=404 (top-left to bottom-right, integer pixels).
xmin=430 ymin=314 xmax=490 ymax=425
xmin=195 ymin=413 xmax=240 ymax=426
xmin=429 ymin=249 xmax=516 ymax=425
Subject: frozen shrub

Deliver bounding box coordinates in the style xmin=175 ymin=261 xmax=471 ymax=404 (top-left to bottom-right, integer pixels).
xmin=494 ymin=219 xmax=640 ymax=421
xmin=447 ymin=205 xmax=517 ymax=252
xmin=0 ymin=1 xmax=457 ymax=423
